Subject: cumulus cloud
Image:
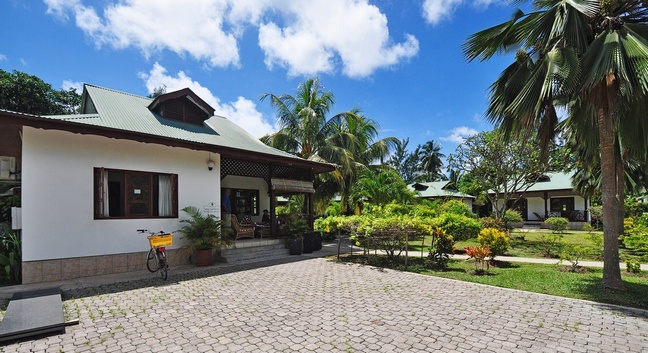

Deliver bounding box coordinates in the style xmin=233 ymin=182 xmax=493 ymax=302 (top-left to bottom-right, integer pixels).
xmin=138 ymin=63 xmax=274 ymax=138
xmin=421 ymin=0 xmax=503 ymax=25
xmin=440 ymin=126 xmax=478 ymax=144
xmin=43 ymin=0 xmax=418 ymax=78
xmin=259 ymin=1 xmax=419 ymax=78
xmin=61 ymin=80 xmax=83 ymax=93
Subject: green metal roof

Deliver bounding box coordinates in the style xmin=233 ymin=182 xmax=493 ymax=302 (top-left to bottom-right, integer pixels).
xmin=524 ymin=172 xmax=575 ymax=192
xmin=44 ymin=84 xmax=313 ymax=163
xmin=408 ymin=181 xmax=474 ymax=199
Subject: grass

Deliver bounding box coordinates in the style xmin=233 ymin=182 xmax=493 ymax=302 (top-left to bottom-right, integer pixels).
xmin=339 ymin=254 xmax=648 ymax=310
xmin=409 ymin=229 xmax=645 ymax=262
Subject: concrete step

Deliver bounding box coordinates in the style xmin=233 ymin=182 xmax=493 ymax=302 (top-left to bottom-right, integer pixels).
xmin=218 ymin=240 xmax=288 ymax=263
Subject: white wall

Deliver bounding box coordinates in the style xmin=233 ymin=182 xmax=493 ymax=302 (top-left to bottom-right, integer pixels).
xmin=21 ymin=128 xmax=221 ymax=261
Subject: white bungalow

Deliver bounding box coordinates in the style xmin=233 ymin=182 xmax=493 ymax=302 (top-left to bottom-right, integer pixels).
xmin=0 ymin=84 xmax=333 ymax=284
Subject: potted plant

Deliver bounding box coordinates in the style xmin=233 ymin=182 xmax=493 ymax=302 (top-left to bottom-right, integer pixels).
xmin=282 ymin=214 xmax=308 ymax=255
xmin=179 ymin=206 xmax=233 ymax=266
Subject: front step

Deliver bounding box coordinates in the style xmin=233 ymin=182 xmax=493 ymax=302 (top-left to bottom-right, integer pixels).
xmin=218 ymin=239 xmax=288 ymax=263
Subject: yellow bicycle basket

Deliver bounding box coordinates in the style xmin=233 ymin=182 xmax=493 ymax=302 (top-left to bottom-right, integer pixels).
xmin=147 ymin=234 xmax=173 ymax=248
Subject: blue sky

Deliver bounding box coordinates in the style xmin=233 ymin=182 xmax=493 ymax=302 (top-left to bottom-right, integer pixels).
xmin=1 ymin=0 xmax=521 ymax=165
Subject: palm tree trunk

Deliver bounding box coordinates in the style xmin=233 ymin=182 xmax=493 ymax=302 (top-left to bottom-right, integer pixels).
xmin=598 ymin=106 xmax=625 ymax=290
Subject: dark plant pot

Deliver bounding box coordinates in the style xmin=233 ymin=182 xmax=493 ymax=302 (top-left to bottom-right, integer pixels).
xmin=288 ymin=238 xmax=303 ymax=255
xmin=313 ymin=232 xmax=322 ymax=251
xmin=303 ymin=232 xmax=315 ymax=253
xmin=194 ymin=249 xmax=213 ymax=266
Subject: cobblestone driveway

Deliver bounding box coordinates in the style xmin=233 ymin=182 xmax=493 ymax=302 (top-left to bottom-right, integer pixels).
xmin=3 ymin=257 xmax=648 ymax=352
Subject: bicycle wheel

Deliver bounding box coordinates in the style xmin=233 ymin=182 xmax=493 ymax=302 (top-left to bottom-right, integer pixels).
xmin=146 ymin=248 xmax=158 ymax=272
xmin=158 ymin=251 xmax=168 ymax=280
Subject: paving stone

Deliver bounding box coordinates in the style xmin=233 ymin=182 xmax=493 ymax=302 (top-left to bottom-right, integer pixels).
xmin=1 ymin=256 xmax=647 ymax=353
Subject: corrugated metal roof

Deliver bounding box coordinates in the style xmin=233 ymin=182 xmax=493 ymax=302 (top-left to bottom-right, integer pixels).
xmin=408 ymin=181 xmax=474 ymax=199
xmin=45 ymin=84 xmax=305 ymax=162
xmin=525 ymin=172 xmax=574 ymax=192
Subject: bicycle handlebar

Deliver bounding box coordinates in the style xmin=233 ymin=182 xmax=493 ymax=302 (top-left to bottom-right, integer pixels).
xmin=137 ymin=229 xmax=169 ymax=235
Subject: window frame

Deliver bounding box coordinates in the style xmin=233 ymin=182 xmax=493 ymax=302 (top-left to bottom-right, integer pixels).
xmin=94 ymin=167 xmax=178 ymax=219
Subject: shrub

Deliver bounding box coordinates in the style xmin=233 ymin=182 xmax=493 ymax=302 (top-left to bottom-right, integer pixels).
xmin=439 ymin=200 xmax=475 ymax=218
xmin=427 ymin=227 xmax=455 ymax=269
xmin=480 ymin=217 xmax=505 ymax=232
xmin=477 ymin=227 xmax=510 ymax=259
xmin=627 ymin=260 xmax=642 ymax=274
xmin=539 ymin=233 xmax=563 ymax=258
xmin=560 ymin=244 xmax=590 ymax=271
xmin=585 ymin=231 xmax=604 ymax=258
xmin=0 ymin=223 xmax=21 ymax=284
xmin=431 ymin=213 xmax=481 ymax=241
xmin=502 ymin=209 xmax=523 ymax=231
xmin=581 ymin=223 xmax=594 ymax=233
xmin=545 ymin=217 xmax=569 ymax=233
xmin=464 ymin=246 xmax=490 ymax=273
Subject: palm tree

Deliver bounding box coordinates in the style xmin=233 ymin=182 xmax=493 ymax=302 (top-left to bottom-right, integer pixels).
xmin=463 ymin=0 xmax=648 ymax=289
xmin=261 ymin=78 xmax=397 ymax=214
xmin=418 ymin=140 xmax=445 ymax=182
xmin=326 ymin=110 xmax=399 ymax=213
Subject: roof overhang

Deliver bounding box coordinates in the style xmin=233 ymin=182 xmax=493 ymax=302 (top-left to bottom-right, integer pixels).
xmin=0 ymin=110 xmax=336 ymax=175
xmin=272 ymin=178 xmax=315 ymax=194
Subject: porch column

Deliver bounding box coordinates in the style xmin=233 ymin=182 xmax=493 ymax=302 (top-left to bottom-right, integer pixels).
xmin=269 ymin=164 xmax=277 ymax=237
xmin=308 ymin=169 xmax=315 ymax=230
xmin=544 ymin=192 xmax=548 ymax=218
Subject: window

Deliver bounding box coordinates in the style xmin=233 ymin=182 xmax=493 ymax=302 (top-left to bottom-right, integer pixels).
xmin=226 ymin=188 xmax=259 ymax=216
xmin=550 ymin=197 xmax=574 ymax=212
xmin=94 ymin=168 xmax=178 ymax=219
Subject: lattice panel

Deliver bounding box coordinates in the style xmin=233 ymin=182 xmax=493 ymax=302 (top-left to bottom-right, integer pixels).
xmin=221 ymin=158 xmax=269 ymax=179
xmin=273 ymin=165 xmax=310 ymax=180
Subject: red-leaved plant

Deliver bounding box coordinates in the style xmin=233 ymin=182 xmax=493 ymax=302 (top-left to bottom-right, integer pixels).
xmin=464 ymin=246 xmax=491 ymax=273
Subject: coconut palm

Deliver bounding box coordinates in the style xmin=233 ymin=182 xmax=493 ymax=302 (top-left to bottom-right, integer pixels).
xmin=261 ymin=78 xmax=397 ymax=214
xmin=326 ymin=109 xmax=399 ymax=213
xmin=463 ymin=0 xmax=648 ymax=289
xmin=418 ymin=140 xmax=446 ymax=182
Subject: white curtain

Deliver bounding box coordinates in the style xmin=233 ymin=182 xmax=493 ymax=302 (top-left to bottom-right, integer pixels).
xmin=158 ymin=175 xmax=172 ymax=216
xmin=103 ymin=171 xmax=110 ymax=217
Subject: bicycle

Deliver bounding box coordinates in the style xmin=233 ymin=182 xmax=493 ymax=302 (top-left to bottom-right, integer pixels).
xmin=138 ymin=229 xmax=173 ymax=280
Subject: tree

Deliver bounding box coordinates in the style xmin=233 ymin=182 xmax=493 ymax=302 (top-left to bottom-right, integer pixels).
xmin=418 ymin=140 xmax=446 ymax=182
xmin=350 ymin=167 xmax=415 ymax=208
xmin=0 ymin=69 xmax=80 ymax=115
xmin=387 ymin=138 xmax=419 ymax=184
xmin=447 ymin=130 xmax=549 ymax=219
xmin=463 ymin=0 xmax=648 ymax=289
xmin=261 ymin=78 xmax=397 ymax=214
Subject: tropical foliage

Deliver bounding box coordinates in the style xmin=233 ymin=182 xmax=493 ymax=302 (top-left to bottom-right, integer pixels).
xmin=0 ymin=69 xmax=80 ymax=115
xmin=447 ymin=130 xmax=549 ymax=219
xmin=261 ymin=77 xmax=398 ymax=214
xmin=463 ymin=0 xmax=648 ymax=289
xmin=179 ymin=206 xmax=232 ymax=251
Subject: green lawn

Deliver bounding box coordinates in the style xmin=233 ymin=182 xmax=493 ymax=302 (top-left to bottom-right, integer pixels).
xmin=339 ymin=255 xmax=648 ymax=310
xmin=409 ymin=229 xmax=644 ymax=262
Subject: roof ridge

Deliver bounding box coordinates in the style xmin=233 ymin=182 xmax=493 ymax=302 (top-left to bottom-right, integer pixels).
xmin=85 ymin=83 xmax=152 ymax=101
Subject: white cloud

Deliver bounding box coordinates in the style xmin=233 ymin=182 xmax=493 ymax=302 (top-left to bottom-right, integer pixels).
xmin=138 ymin=63 xmax=274 ymax=138
xmin=421 ymin=0 xmax=503 ymax=25
xmin=440 ymin=126 xmax=478 ymax=143
xmin=44 ymin=0 xmax=418 ymax=78
xmin=61 ymin=80 xmax=83 ymax=93
xmin=259 ymin=0 xmax=419 ymax=78
xmin=0 ymin=54 xmax=7 ymax=61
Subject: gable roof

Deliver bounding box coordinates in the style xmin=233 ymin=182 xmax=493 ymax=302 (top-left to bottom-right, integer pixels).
xmin=524 ymin=171 xmax=575 ymax=192
xmin=408 ymin=181 xmax=474 ymax=199
xmin=5 ymin=84 xmax=334 ymax=174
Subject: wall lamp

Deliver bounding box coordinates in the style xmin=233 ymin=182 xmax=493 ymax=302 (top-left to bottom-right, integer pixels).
xmin=207 ymin=159 xmax=215 ymax=171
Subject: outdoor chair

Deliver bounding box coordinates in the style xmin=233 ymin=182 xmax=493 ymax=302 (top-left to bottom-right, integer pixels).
xmin=231 ymin=214 xmax=255 ymax=240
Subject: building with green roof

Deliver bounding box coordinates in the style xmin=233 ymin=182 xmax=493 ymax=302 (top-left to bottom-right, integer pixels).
xmin=0 ymin=85 xmax=334 ymax=283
